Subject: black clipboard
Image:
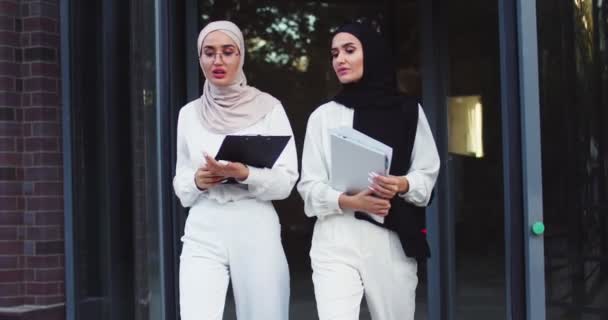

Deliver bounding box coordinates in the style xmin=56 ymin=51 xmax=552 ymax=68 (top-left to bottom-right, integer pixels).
xmin=215 ymin=135 xmax=291 ymax=183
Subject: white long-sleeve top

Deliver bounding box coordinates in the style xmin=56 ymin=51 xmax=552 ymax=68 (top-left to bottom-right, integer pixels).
xmin=173 ymin=99 xmax=299 ymax=207
xmin=297 ymin=101 xmax=440 ymax=219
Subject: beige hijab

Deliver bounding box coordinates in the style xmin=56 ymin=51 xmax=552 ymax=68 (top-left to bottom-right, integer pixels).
xmin=197 ymin=21 xmax=278 ymax=134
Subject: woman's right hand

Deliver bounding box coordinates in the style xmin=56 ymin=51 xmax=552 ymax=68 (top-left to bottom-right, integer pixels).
xmin=194 ymin=166 xmax=226 ymax=190
xmin=339 ymin=189 xmax=392 ymax=216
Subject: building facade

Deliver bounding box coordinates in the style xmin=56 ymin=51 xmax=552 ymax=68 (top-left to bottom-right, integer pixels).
xmin=0 ymin=0 xmax=606 ymax=319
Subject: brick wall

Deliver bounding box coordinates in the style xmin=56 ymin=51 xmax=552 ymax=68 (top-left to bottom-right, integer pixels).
xmin=0 ymin=0 xmax=65 ymax=317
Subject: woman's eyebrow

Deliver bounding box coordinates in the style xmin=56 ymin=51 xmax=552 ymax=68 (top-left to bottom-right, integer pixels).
xmin=331 ymin=42 xmax=355 ymax=51
xmin=203 ymin=44 xmax=237 ymax=50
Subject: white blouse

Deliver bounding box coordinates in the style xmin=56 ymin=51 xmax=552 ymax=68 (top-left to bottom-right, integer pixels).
xmin=297 ymin=101 xmax=440 ymax=219
xmin=173 ymin=99 xmax=299 ymax=207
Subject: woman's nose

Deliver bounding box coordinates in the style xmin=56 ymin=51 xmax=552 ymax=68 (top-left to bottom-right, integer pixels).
xmin=336 ymin=53 xmax=346 ymax=64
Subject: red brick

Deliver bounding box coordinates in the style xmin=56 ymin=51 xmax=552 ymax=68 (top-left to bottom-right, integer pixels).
xmin=23 ymin=107 xmax=59 ymax=121
xmin=14 ymin=108 xmax=22 ymax=121
xmin=30 ymin=122 xmax=60 ymax=137
xmin=33 ymin=211 xmax=62 ymax=225
xmin=30 ymin=92 xmax=59 ymax=106
xmin=29 ymin=32 xmax=59 ymax=47
xmin=34 ymin=268 xmax=62 ymax=282
xmin=23 ymin=77 xmax=56 ymax=92
xmin=0 ymin=75 xmax=14 ymax=90
xmin=0 ymin=296 xmax=23 ymax=307
xmin=25 ymin=255 xmax=60 ymax=268
xmin=0 ymin=122 xmax=21 ymax=136
xmin=0 ymin=16 xmax=13 ymax=31
xmin=35 ymin=295 xmax=64 ymax=305
xmin=0 ymin=92 xmax=20 ymax=107
xmin=22 ymin=269 xmax=33 ymax=281
xmin=25 ymin=226 xmax=61 ymax=240
xmin=24 ymin=137 xmax=58 ymax=152
xmin=20 ymin=32 xmax=30 ymax=47
xmin=0 ymin=107 xmax=16 ymax=121
xmin=22 ymin=295 xmax=35 ymax=305
xmin=0 ymin=199 xmax=20 ymax=212
xmin=24 ymin=167 xmax=61 ymax=181
xmin=0 ymin=226 xmax=17 ymax=240
xmin=33 ymin=182 xmax=62 ymax=195
xmin=0 ymin=167 xmax=17 ymax=180
xmin=22 ymin=122 xmax=31 ymax=136
xmin=0 ymin=46 xmax=14 ymax=61
xmin=15 ymin=195 xmax=23 ymax=210
xmin=0 ymin=32 xmax=18 ymax=47
xmin=25 ymin=196 xmax=62 ymax=210
xmin=22 ymin=17 xmax=57 ymax=33
xmin=25 ymin=282 xmax=60 ymax=295
xmin=32 ymin=152 xmax=61 ymax=166
xmin=0 ymin=1 xmax=19 ymax=17
xmin=29 ymin=2 xmax=59 ymax=19
xmin=0 ymin=153 xmax=20 ymax=166
xmin=21 ymin=153 xmax=33 ymax=166
xmin=0 ymin=241 xmax=22 ymax=254
xmin=0 ymin=61 xmax=18 ymax=76
xmin=34 ymin=240 xmax=63 ymax=255
xmin=0 ymin=256 xmax=17 ymax=269
xmin=0 ymin=181 xmax=21 ymax=195
xmin=0 ymin=283 xmax=21 ymax=296
xmin=23 ymin=47 xmax=55 ymax=62
xmin=0 ymin=270 xmax=21 ymax=282
xmin=20 ymin=62 xmax=30 ymax=77
xmin=14 ymin=140 xmax=22 ymax=154
xmin=30 ymin=63 xmax=59 ymax=78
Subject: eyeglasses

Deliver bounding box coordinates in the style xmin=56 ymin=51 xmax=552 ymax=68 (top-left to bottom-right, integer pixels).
xmin=199 ymin=51 xmax=240 ymax=63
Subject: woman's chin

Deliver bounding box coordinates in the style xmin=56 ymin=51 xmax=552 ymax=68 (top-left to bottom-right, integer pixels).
xmin=208 ymin=78 xmax=232 ymax=87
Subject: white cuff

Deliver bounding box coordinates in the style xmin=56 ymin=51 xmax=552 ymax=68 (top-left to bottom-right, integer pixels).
xmin=398 ymin=174 xmax=418 ymax=199
xmin=239 ymin=166 xmax=265 ymax=186
xmin=326 ymin=188 xmax=344 ymax=214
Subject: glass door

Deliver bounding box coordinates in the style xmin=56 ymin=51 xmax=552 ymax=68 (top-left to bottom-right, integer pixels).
xmin=445 ymin=0 xmax=508 ymax=318
xmin=537 ymin=0 xmax=608 ymax=318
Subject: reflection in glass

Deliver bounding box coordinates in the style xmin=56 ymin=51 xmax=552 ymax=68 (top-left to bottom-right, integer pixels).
xmin=448 ymin=96 xmax=484 ymax=158
xmin=130 ymin=1 xmax=161 ymax=319
xmin=447 ymin=0 xmax=506 ymax=319
xmin=537 ymin=0 xmax=608 ymax=318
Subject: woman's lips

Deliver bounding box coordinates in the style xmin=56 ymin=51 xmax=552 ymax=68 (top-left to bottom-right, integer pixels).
xmin=337 ymin=68 xmax=349 ymax=76
xmin=212 ymin=69 xmax=226 ymax=79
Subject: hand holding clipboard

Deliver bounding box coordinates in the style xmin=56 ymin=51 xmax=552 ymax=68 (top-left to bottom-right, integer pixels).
xmin=205 ymin=135 xmax=291 ymax=184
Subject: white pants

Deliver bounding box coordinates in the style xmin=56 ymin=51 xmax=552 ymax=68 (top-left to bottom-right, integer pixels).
xmin=310 ymin=213 xmax=418 ymax=320
xmin=179 ymin=198 xmax=289 ymax=320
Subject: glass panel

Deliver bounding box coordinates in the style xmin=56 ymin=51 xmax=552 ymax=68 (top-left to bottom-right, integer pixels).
xmin=70 ymin=1 xmax=107 ymax=318
xmin=537 ymin=0 xmax=608 ymax=319
xmin=130 ymin=1 xmax=162 ymax=320
xmin=195 ymin=1 xmax=424 ymax=319
xmin=447 ymin=1 xmax=507 ymax=318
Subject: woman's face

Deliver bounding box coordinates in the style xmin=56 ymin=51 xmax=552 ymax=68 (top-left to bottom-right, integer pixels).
xmin=200 ymin=31 xmax=241 ymax=86
xmin=331 ymin=32 xmax=364 ymax=84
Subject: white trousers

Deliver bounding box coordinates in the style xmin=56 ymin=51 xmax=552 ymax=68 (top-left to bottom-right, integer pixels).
xmin=310 ymin=213 xmax=418 ymax=320
xmin=179 ymin=198 xmax=289 ymax=320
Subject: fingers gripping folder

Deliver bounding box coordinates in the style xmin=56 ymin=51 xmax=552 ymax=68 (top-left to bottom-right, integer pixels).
xmin=215 ymin=135 xmax=291 ymax=183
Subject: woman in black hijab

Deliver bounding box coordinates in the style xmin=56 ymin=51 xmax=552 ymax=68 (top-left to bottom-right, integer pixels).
xmin=297 ymin=21 xmax=440 ymax=320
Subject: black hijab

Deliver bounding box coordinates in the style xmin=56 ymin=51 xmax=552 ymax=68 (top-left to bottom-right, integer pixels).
xmin=332 ymin=22 xmax=430 ymax=260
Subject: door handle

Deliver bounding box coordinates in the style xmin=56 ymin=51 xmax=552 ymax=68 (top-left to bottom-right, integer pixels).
xmin=531 ymin=221 xmax=545 ymax=236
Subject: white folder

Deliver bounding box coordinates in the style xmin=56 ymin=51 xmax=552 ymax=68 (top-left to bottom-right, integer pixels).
xmin=329 ymin=127 xmax=393 ymax=223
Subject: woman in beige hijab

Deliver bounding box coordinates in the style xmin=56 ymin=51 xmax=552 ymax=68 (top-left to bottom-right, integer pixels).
xmin=173 ymin=20 xmax=298 ymax=320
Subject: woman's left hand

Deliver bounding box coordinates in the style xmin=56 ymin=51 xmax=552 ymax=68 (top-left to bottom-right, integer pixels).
xmin=368 ymin=173 xmax=409 ymax=199
xmin=204 ymin=153 xmax=249 ymax=182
